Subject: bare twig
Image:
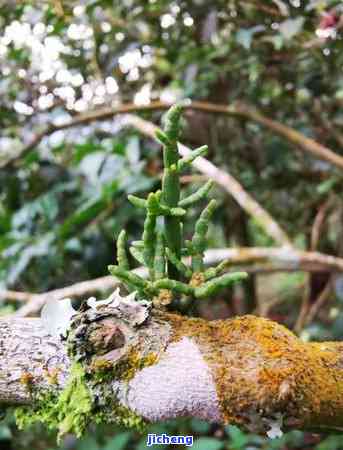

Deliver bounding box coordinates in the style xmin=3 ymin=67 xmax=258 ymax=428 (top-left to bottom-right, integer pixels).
xmin=180 ymin=174 xmax=209 ymax=183
xmin=203 ymin=247 xmax=343 ymax=272
xmin=245 ymin=0 xmax=286 ymax=16
xmin=294 ymin=277 xmax=310 ymax=334
xmin=312 ymin=100 xmax=343 ymax=149
xmin=295 ymin=197 xmax=334 ymax=333
xmin=305 ymin=277 xmax=333 ymax=327
xmin=231 ymin=102 xmax=343 ymax=171
xmin=311 ymin=197 xmax=334 ymax=251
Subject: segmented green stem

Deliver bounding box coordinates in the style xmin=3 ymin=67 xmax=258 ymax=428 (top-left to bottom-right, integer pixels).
xmin=155 ymin=129 xmax=171 ymax=147
xmin=129 ymin=246 xmax=145 ymax=265
xmin=154 ymin=232 xmax=166 ymax=280
xmin=131 ymin=240 xmax=144 ymax=249
xmin=159 ymin=105 xmax=183 ymax=278
xmin=147 ymin=192 xmax=186 ymax=216
xmin=153 ymin=279 xmax=194 ymax=296
xmin=177 ymin=145 xmax=208 ymax=171
xmin=117 ymin=230 xmax=129 ymax=270
xmin=191 ymin=199 xmax=217 ymax=272
xmin=108 ymin=265 xmax=152 ymax=294
xmin=179 ymin=180 xmax=214 ymax=207
xmin=142 ymin=212 xmax=156 ymax=279
xmin=194 ymin=272 xmax=248 ymax=299
xmin=164 ymin=104 xmax=182 ymax=152
xmin=166 ymin=248 xmax=192 ymax=278
xmin=203 ymin=259 xmax=232 ymax=280
xmin=128 ymin=195 xmax=147 ymax=209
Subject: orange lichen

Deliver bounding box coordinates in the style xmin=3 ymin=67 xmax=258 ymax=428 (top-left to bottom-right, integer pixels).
xmin=153 ymin=289 xmax=173 ymax=307
xmin=90 ymin=358 xmax=113 ymax=371
xmin=162 ymin=312 xmax=343 ymax=432
xmin=44 ymin=368 xmax=60 ymax=385
xmin=190 ymin=272 xmax=205 ymax=287
xmin=111 ymin=349 xmax=159 ymax=383
xmin=20 ymin=372 xmax=34 ymax=391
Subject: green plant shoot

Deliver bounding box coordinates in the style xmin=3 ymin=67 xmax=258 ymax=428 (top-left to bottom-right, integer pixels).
xmin=108 ymin=104 xmax=247 ymax=307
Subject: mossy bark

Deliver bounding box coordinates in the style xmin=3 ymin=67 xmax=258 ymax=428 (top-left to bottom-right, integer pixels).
xmin=2 ymin=310 xmax=343 ymax=436
xmin=166 ymin=313 xmax=343 ymax=433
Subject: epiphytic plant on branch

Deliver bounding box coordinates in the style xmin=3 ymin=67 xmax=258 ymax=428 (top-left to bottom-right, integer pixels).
xmin=108 ymin=104 xmax=247 ymax=306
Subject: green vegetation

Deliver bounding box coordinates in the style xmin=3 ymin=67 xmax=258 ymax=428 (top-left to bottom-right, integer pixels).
xmin=109 ymin=104 xmax=247 ymax=305
xmin=15 ymin=363 xmax=92 ymax=441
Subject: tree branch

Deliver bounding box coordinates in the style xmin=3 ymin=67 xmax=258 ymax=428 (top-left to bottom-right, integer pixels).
xmin=11 ymin=247 xmax=343 ymax=318
xmin=4 ymin=100 xmax=343 ymax=170
xmin=3 ymin=310 xmax=343 ymax=435
xmin=305 ymin=277 xmax=333 ymax=327
xmin=229 ymin=102 xmax=343 ymax=170
xmin=0 ymin=290 xmax=34 ymax=303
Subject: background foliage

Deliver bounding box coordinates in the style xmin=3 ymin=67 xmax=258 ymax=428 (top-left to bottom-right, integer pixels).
xmin=1 ymin=0 xmax=343 ymax=448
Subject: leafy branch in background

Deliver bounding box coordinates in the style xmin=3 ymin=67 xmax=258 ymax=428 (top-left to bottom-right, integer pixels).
xmin=108 ymin=104 xmax=247 ymax=306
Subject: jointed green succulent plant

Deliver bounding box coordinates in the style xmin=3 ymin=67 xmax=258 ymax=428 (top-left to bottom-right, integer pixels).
xmin=108 ymin=104 xmax=247 ymax=307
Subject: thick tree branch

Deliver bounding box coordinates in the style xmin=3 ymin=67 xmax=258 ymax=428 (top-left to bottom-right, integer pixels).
xmin=4 ymin=100 xmax=343 ymax=170
xmin=10 ymin=247 xmax=343 ymax=318
xmin=2 ymin=310 xmax=343 ymax=435
xmin=0 ymin=318 xmax=69 ymax=404
xmin=230 ymin=102 xmax=343 ymax=170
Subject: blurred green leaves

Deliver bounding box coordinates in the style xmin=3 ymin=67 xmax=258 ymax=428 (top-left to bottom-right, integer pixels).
xmin=0 ymin=134 xmax=157 ymax=290
xmin=192 ymin=437 xmax=224 ymax=450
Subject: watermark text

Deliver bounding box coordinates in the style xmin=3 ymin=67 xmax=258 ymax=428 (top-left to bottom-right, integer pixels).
xmin=147 ymin=433 xmax=193 ymax=447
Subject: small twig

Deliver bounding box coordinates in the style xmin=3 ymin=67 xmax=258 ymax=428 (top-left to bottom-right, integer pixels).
xmin=244 ymin=0 xmax=286 ymax=17
xmin=231 ymin=102 xmax=343 ymax=170
xmin=312 ymin=100 xmax=343 ymax=149
xmin=294 ymin=278 xmax=310 ymax=334
xmin=295 ymin=197 xmax=334 ymax=333
xmin=305 ymin=278 xmax=333 ymax=327
xmin=311 ymin=197 xmax=334 ymax=251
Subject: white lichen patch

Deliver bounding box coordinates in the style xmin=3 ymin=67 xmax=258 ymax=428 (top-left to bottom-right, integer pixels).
xmin=88 ymin=288 xmax=151 ymax=326
xmin=41 ymin=298 xmax=77 ymax=338
xmin=41 ymin=289 xmax=151 ymax=339
xmin=265 ymin=413 xmax=283 ymax=439
xmin=86 ymin=288 xmax=124 ymax=310
xmin=125 ymin=336 xmax=221 ymax=423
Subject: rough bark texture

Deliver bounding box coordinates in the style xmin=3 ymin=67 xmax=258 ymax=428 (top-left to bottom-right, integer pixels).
xmin=0 ymin=318 xmax=69 ymax=404
xmin=2 ymin=308 xmax=343 ymax=435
